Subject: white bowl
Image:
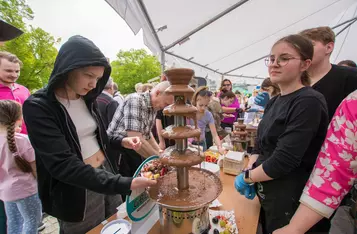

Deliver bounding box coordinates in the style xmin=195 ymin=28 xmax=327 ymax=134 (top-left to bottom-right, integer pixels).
xmin=101 ymin=219 xmax=131 ymax=234
xmin=209 ymin=146 xmax=218 ymax=152
xmin=200 ymin=162 xmax=220 ymax=177
xmin=222 ymin=143 xmax=233 ymax=151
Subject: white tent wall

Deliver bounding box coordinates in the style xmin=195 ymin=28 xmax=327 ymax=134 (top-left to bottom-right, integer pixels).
xmin=106 ymin=0 xmax=357 ymax=87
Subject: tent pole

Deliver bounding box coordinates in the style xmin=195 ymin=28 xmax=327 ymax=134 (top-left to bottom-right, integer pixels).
xmin=227 ymin=74 xmax=266 ymax=80
xmin=222 ymin=15 xmax=357 ymax=75
xmin=165 ymin=51 xmax=223 ymax=74
xmin=137 ymin=0 xmax=164 ymax=49
xmin=163 ymin=0 xmax=250 ymax=51
xmin=336 ymin=18 xmax=357 ymax=36
xmin=332 ymin=16 xmax=357 ymax=29
xmin=161 ymin=52 xmax=166 ymax=71
xmin=223 ymin=55 xmax=269 ymax=75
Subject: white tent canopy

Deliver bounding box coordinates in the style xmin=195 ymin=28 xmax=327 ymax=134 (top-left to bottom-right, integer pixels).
xmin=106 ymin=0 xmax=357 ymax=86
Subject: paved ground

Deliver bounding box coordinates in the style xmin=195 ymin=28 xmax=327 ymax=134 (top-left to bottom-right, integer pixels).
xmin=40 ymin=215 xmax=59 ymax=234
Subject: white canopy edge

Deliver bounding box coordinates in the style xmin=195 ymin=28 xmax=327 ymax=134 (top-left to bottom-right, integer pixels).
xmin=106 ymin=0 xmax=357 ymax=85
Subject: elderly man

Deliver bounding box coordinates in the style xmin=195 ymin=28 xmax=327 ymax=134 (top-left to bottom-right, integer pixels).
xmin=108 ymin=81 xmax=174 ymax=176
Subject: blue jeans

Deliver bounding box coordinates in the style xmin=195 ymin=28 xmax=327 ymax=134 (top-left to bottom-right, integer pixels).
xmin=4 ymin=193 xmax=42 ymax=234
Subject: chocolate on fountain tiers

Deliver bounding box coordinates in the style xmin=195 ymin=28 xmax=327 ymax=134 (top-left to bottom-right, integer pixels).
xmin=151 ymin=68 xmax=222 ymax=233
xmin=148 ymin=168 xmax=222 ymax=208
xmin=160 ymin=146 xmax=203 ymax=167
xmin=163 ymin=103 xmax=197 ymax=117
xmin=161 ymin=125 xmax=201 ymax=139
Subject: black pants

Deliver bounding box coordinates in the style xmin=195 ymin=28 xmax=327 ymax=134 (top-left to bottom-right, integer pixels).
xmin=255 ymin=181 xmax=330 ymax=234
xmin=205 ymin=130 xmax=213 ymax=149
xmin=120 ymin=148 xmax=144 ymax=177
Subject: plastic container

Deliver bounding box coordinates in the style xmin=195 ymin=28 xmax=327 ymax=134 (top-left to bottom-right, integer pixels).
xmin=200 ymin=162 xmax=220 ymax=177
xmin=223 ymin=151 xmax=245 ymax=175
xmin=209 ymin=145 xmax=218 ymax=152
xmin=222 ymin=142 xmax=233 ymax=151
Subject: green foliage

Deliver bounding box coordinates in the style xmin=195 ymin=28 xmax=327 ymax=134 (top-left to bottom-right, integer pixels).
xmin=111 ymin=49 xmax=161 ymax=94
xmin=0 ymin=0 xmax=33 ymax=30
xmin=0 ymin=0 xmax=59 ymax=91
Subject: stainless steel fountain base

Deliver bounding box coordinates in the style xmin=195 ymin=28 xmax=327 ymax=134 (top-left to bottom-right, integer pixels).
xmin=158 ymin=204 xmax=210 ymax=234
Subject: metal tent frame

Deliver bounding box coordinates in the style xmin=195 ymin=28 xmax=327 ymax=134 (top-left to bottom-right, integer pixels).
xmin=106 ymin=0 xmax=357 ymax=82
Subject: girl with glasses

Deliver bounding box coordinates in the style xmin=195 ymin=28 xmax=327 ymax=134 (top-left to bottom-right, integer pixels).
xmin=235 ymin=34 xmax=330 ymax=233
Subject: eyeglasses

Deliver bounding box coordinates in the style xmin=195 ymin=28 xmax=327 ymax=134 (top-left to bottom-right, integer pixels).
xmin=223 ymin=83 xmax=231 ymax=87
xmin=265 ymin=56 xmax=301 ymax=67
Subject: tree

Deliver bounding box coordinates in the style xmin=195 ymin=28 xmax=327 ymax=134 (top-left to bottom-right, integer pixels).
xmin=111 ymin=49 xmax=161 ymax=94
xmin=0 ymin=0 xmax=59 ymax=91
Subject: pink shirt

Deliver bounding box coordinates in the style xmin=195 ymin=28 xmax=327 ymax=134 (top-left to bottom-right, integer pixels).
xmin=217 ymin=91 xmax=240 ymax=124
xmin=300 ymin=90 xmax=357 ymax=218
xmin=0 ymin=132 xmax=37 ymax=202
xmin=0 ymin=83 xmax=31 ymax=134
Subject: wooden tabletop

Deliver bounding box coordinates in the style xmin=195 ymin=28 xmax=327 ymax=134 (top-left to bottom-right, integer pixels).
xmin=87 ymin=170 xmax=260 ymax=234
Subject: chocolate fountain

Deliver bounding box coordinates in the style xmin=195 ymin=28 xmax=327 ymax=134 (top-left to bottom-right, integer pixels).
xmin=148 ymin=68 xmax=222 ymax=234
xmin=232 ymin=119 xmax=249 ymax=152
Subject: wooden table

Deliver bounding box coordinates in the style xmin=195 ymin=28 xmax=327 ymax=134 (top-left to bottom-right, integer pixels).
xmin=88 ymin=170 xmax=260 ymax=234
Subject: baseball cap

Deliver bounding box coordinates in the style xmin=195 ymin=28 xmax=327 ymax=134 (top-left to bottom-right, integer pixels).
xmin=0 ymin=18 xmax=23 ymax=42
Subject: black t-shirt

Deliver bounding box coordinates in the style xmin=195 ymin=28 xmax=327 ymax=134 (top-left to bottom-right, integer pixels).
xmin=156 ymin=110 xmax=175 ymax=147
xmin=253 ymin=86 xmax=328 ymax=178
xmin=313 ymin=64 xmax=357 ymax=121
xmin=252 ymin=87 xmax=329 ymax=232
xmin=253 ymin=87 xmax=329 ymax=197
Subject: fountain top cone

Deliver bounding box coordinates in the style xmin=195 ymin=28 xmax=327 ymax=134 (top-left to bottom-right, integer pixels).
xmin=148 ymin=68 xmax=222 ymax=234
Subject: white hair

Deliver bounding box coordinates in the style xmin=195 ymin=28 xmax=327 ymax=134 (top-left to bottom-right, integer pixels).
xmin=104 ymin=77 xmax=114 ymax=90
xmin=151 ymin=81 xmax=170 ymax=93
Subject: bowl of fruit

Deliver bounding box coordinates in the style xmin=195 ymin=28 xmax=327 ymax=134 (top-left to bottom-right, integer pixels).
xmin=209 ymin=210 xmax=238 ymax=234
xmin=140 ymin=159 xmax=170 ymax=180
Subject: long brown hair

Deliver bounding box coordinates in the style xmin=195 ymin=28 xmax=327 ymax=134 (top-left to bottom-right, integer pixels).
xmin=273 ymin=34 xmax=314 ymax=86
xmin=0 ymin=100 xmax=32 ymax=173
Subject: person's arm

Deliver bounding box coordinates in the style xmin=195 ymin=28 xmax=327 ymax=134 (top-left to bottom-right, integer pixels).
xmin=149 ymin=132 xmax=161 ymax=152
xmin=208 ymin=123 xmax=224 ymax=154
xmin=246 ymin=154 xmax=259 ymax=170
xmin=273 ymin=204 xmax=324 ymax=234
xmin=23 ymin=99 xmax=133 ymax=195
xmin=155 ymin=112 xmax=166 ymax=150
xmin=250 ymin=97 xmax=326 ymax=182
xmin=221 ymin=106 xmax=237 ymax=113
xmin=127 ymin=131 xmax=159 ymax=157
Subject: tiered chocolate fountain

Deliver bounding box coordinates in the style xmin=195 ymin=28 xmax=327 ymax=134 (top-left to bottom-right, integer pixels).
xmin=148 ymin=68 xmax=222 ymax=234
xmin=232 ymin=119 xmax=249 ymax=152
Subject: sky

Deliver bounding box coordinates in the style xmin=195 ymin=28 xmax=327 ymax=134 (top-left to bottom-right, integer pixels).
xmin=26 ymin=0 xmax=148 ymax=61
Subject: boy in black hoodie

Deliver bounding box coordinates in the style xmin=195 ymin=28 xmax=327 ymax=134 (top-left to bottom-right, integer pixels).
xmin=23 ymin=35 xmax=155 ymax=233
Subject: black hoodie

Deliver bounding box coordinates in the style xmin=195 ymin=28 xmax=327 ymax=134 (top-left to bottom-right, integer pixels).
xmin=23 ymin=36 xmax=133 ymax=222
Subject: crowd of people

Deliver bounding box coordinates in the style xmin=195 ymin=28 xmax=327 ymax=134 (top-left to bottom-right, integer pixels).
xmin=1 ymin=17 xmax=357 ymax=234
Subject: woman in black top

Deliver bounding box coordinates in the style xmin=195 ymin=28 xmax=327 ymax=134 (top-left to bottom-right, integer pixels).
xmin=23 ymin=36 xmax=156 ymax=233
xmin=234 ymin=34 xmax=329 ymax=233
